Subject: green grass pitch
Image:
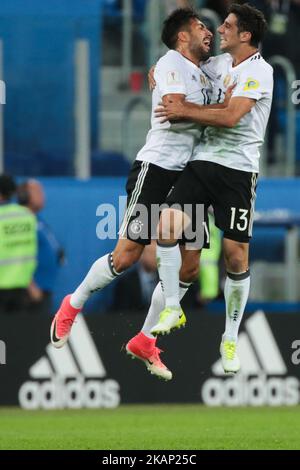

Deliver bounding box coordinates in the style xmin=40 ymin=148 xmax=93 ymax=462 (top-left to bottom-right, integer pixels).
xmin=0 ymin=405 xmax=300 ymax=450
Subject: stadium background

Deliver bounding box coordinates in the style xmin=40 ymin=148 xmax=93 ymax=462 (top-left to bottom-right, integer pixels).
xmin=1 ymin=0 xmax=300 ymax=450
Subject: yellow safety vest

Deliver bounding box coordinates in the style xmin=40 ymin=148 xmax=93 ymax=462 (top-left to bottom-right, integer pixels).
xmin=0 ymin=203 xmax=37 ymax=289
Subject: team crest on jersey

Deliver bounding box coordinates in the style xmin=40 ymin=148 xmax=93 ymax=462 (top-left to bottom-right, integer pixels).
xmin=243 ymin=78 xmax=259 ymax=91
xmin=167 ymin=71 xmax=181 ymax=85
xmin=130 ymin=219 xmax=143 ymax=235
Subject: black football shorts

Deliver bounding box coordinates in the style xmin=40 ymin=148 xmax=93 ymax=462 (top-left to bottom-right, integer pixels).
xmin=166 ymin=160 xmax=258 ymax=244
xmin=119 ymin=160 xmax=181 ymax=245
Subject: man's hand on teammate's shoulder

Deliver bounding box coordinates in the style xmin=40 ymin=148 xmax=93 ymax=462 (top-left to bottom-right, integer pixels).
xmin=155 ymin=99 xmax=190 ymax=123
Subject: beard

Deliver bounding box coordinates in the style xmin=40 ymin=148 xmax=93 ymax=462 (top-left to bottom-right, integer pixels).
xmin=201 ymin=49 xmax=211 ymax=61
xmin=190 ymin=41 xmax=212 ymax=63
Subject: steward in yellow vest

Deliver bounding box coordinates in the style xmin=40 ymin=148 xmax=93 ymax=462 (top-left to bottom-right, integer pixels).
xmin=0 ymin=175 xmax=37 ymax=313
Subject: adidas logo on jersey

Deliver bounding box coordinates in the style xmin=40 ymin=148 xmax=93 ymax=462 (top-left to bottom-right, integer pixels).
xmin=201 ymin=311 xmax=300 ymax=406
xmin=19 ymin=315 xmax=120 ymax=410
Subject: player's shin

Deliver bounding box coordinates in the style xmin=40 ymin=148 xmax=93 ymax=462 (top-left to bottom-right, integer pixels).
xmin=219 ymin=270 xmax=250 ymax=373
xmin=223 ymin=270 xmax=250 ymax=341
xmin=70 ymin=253 xmax=121 ymax=309
xmin=150 ymin=245 xmax=187 ymax=336
xmin=156 ymin=241 xmax=181 ymax=309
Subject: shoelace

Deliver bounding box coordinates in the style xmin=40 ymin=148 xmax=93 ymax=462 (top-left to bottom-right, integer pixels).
xmin=151 ymin=347 xmax=166 ymax=368
xmin=159 ymin=307 xmax=181 ymax=322
xmin=224 ymin=342 xmax=236 ymax=360
xmin=59 ymin=317 xmax=76 ymax=337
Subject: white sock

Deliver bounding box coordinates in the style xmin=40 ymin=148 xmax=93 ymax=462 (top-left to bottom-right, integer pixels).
xmin=223 ymin=270 xmax=250 ymax=342
xmin=70 ymin=253 xmax=120 ymax=309
xmin=156 ymin=242 xmax=181 ymax=308
xmin=142 ymin=280 xmax=191 ymax=338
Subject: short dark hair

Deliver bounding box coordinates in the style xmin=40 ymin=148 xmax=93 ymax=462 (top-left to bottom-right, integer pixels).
xmin=228 ymin=3 xmax=267 ymax=47
xmin=0 ymin=174 xmax=16 ymax=200
xmin=161 ymin=8 xmax=202 ymax=50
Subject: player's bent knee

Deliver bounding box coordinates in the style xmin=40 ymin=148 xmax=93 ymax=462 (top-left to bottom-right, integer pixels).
xmin=224 ymin=240 xmax=248 ymax=273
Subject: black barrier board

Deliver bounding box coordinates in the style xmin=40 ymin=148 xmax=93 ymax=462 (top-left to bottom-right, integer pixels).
xmin=0 ymin=310 xmax=300 ymax=407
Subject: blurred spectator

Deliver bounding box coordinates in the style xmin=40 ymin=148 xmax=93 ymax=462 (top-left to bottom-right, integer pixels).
xmin=0 ymin=174 xmax=37 ymax=314
xmin=17 ymin=179 xmax=65 ymax=314
xmin=111 ymin=241 xmax=158 ymax=311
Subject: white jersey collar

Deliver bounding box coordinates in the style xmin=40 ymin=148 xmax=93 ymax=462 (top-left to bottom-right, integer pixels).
xmin=229 ymin=51 xmax=260 ymax=71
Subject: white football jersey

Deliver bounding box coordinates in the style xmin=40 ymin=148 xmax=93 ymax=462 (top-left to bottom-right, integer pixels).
xmin=136 ymin=50 xmax=212 ymax=171
xmin=191 ymin=52 xmax=274 ymax=173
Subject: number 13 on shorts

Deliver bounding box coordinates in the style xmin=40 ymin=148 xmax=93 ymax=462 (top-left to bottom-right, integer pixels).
xmin=230 ymin=207 xmax=249 ymax=232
